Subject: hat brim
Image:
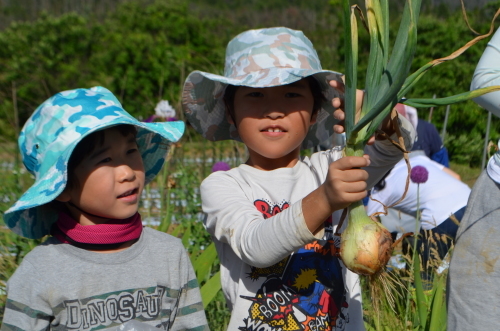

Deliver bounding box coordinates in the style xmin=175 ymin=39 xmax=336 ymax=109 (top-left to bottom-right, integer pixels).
xmin=4 ymin=118 xmax=184 ymax=239
xmin=182 ymin=67 xmax=343 ymax=149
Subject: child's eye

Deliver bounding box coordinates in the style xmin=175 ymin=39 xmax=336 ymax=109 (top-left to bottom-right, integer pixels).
xmin=127 ymin=148 xmax=139 ymax=154
xmin=247 ymin=92 xmax=264 ymax=97
xmin=98 ymin=157 xmax=112 ymax=164
xmin=285 ymin=92 xmax=301 ymax=98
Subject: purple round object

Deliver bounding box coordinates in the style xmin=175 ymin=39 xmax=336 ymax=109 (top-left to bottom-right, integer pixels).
xmin=410 ymin=165 xmax=429 ymax=184
xmin=212 ymin=161 xmax=231 ymax=172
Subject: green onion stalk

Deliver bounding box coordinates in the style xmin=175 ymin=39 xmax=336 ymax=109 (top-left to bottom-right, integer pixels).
xmin=339 ymin=0 xmax=500 ymax=277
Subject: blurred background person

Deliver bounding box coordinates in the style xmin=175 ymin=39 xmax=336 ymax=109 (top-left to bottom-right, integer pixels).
xmin=367 ymin=151 xmax=471 ymax=280
xmin=447 ymin=26 xmax=500 ymax=331
xmin=396 ymin=103 xmax=450 ymax=168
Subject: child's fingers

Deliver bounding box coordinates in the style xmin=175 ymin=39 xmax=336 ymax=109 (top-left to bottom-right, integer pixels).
xmin=323 ymin=179 xmax=368 ymax=210
xmin=333 ymin=108 xmax=345 ymax=134
xmin=329 ymin=169 xmax=369 ymax=188
xmin=330 ymin=155 xmax=371 ymax=171
xmin=329 ymin=79 xmax=345 ymax=94
xmin=327 ymin=168 xmax=369 ymax=195
xmin=333 ymin=108 xmax=345 ymax=121
xmin=332 ymin=98 xmax=342 ymax=110
xmin=334 ymin=124 xmax=345 ymax=134
xmin=323 ymin=156 xmax=371 ymax=210
xmin=340 ymin=191 xmax=368 ymax=203
xmin=336 ymin=180 xmax=368 ymax=193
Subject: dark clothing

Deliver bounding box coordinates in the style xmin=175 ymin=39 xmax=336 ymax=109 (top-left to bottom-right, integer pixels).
xmin=430 ymin=146 xmax=449 ymax=168
xmin=413 ymin=119 xmax=449 ymax=167
xmin=420 ymin=206 xmax=464 ymax=267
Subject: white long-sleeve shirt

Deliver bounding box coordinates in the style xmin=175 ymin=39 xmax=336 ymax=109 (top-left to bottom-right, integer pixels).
xmin=471 ymin=27 xmax=500 ymax=117
xmin=201 ymin=116 xmax=415 ymax=331
xmin=367 ymin=153 xmax=470 ymax=230
xmin=471 ymin=27 xmax=500 ymax=184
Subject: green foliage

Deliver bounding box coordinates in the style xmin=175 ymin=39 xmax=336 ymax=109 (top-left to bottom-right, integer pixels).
xmin=0 ymin=13 xmax=97 ymax=135
xmin=362 ymin=254 xmax=449 ymax=330
xmin=90 ymin=1 xmax=228 ymax=119
xmin=1 ymin=0 xmax=498 ymax=164
xmin=0 ymin=144 xmax=41 ymax=316
xmin=204 ymin=290 xmax=231 ymax=330
xmin=405 ymin=12 xmax=498 ymax=139
xmin=445 ymin=132 xmax=484 ymax=167
xmin=0 ymin=1 xmax=230 ymax=128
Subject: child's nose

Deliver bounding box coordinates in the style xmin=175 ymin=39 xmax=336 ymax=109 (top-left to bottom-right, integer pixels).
xmin=263 ymin=101 xmax=285 ymax=119
xmin=118 ymin=164 xmax=136 ymax=182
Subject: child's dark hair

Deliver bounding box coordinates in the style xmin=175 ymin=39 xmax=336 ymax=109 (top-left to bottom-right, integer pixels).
xmin=223 ymin=76 xmax=326 ymax=124
xmin=66 ymin=124 xmax=137 ymax=189
xmin=373 ymin=168 xmax=393 ymax=192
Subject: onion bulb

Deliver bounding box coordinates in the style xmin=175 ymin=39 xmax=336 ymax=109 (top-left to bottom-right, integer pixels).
xmin=340 ymin=200 xmax=393 ymax=275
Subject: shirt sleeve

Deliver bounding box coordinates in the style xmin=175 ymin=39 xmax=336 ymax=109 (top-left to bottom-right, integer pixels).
xmin=365 ymin=191 xmax=389 ymax=216
xmin=429 ymin=158 xmax=445 ymax=171
xmin=471 ymin=27 xmax=500 ymax=114
xmin=1 ymin=259 xmax=53 ymax=331
xmin=201 ymin=173 xmax=318 ymax=268
xmin=170 ymin=247 xmax=209 ymax=331
xmin=363 ymin=113 xmax=416 ymax=189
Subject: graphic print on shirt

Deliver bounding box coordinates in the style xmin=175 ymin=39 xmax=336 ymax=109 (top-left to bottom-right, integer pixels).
xmin=56 ymin=286 xmax=170 ymax=330
xmin=239 ymin=199 xmax=348 ymax=331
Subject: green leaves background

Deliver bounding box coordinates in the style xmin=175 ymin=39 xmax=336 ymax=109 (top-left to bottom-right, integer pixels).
xmin=0 ymin=0 xmax=499 ymax=166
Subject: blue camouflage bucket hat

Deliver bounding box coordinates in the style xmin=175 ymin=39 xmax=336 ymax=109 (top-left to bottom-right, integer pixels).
xmin=4 ymin=86 xmax=184 ymax=239
xmin=182 ymin=27 xmax=343 ymax=149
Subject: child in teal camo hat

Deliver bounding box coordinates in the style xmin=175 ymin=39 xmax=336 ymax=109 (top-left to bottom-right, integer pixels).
xmin=182 ymin=27 xmax=415 ymax=330
xmin=2 ymin=87 xmax=209 ymax=331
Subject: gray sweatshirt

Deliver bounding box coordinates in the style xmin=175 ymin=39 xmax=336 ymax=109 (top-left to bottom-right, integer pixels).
xmin=447 ymin=27 xmax=500 ymax=331
xmin=447 ymin=171 xmax=500 ymax=330
xmin=1 ymin=227 xmax=209 ymax=331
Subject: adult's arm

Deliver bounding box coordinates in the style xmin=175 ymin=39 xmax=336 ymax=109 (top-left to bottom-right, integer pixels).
xmin=471 ymin=27 xmax=500 ymax=115
xmin=364 ymin=114 xmax=415 ymax=189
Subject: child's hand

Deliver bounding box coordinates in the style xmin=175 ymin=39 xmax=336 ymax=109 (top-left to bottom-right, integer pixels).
xmin=330 ymin=79 xmax=402 ymax=146
xmin=329 ymin=79 xmax=364 ymax=136
xmin=322 ymin=155 xmax=370 ymax=211
xmin=302 ymin=154 xmax=370 ymax=234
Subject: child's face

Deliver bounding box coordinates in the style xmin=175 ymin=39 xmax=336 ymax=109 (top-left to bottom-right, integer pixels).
xmin=59 ymin=128 xmax=145 ymax=225
xmin=231 ymin=78 xmax=316 ymax=169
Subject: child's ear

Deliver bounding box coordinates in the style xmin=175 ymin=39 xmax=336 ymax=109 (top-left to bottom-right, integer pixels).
xmin=224 ymin=100 xmax=236 ymax=126
xmin=55 ymin=189 xmax=71 ymax=202
xmin=310 ymin=110 xmax=318 ymax=125
xmin=225 ymin=107 xmax=238 ymax=130
xmin=226 ymin=108 xmax=235 ymax=125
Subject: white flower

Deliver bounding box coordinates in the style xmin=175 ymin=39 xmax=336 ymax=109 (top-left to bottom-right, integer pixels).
xmin=155 ymin=100 xmax=176 ymax=118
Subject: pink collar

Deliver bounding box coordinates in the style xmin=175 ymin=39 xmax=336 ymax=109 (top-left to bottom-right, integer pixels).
xmin=52 ymin=212 xmax=143 ymax=245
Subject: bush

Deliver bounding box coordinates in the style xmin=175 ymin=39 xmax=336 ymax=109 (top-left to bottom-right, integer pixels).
xmin=445 ymin=133 xmax=484 ymax=167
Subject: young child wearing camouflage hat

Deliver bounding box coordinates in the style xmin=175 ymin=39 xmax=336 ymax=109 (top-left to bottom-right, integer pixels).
xmin=182 ymin=27 xmax=415 ymax=330
xmin=1 ymin=87 xmax=208 ymax=330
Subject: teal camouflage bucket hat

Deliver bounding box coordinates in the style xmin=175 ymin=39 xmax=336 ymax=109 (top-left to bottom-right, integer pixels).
xmin=4 ymin=86 xmax=184 ymax=239
xmin=182 ymin=27 xmax=343 ymax=149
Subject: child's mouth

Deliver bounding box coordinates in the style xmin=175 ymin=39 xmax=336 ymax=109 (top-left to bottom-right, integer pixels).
xmin=262 ymin=126 xmax=286 ymax=133
xmin=118 ymin=188 xmax=138 ymax=198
